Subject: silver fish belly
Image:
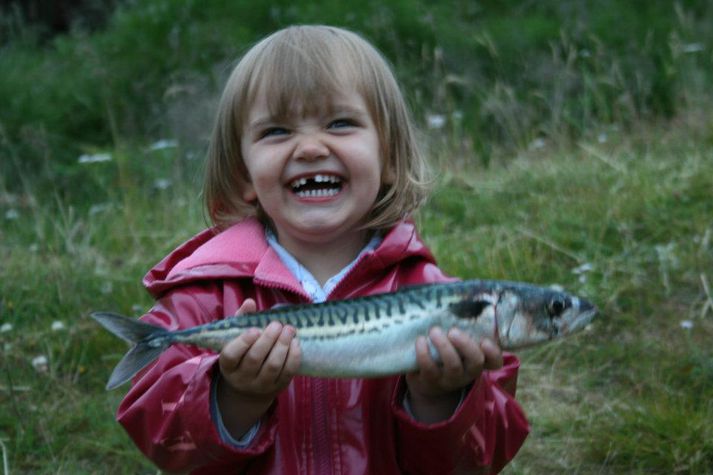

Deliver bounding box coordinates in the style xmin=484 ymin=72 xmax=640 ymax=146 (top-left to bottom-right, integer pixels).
xmin=92 ymin=280 xmax=597 ymax=389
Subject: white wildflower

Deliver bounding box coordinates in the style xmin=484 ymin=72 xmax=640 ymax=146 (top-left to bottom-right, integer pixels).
xmin=78 ymin=153 xmax=112 ymax=164
xmin=51 ymin=321 xmax=66 ymax=331
xmin=426 ymin=114 xmax=446 ymax=129
xmin=148 ymin=139 xmax=178 ymax=151
xmin=682 ymin=43 xmax=704 ymax=54
xmin=680 ymin=320 xmax=694 ymax=330
xmin=0 ymin=323 xmax=12 ymax=333
xmin=529 ymin=138 xmax=546 ymax=150
xmin=89 ymin=203 xmax=112 ymax=216
xmin=32 ymin=355 xmax=49 ymax=373
xmin=597 ymin=132 xmax=608 ymax=143
xmin=573 ymin=263 xmax=593 ymax=283
xmin=153 ymin=178 xmax=172 ymax=190
xmin=572 ymin=263 xmax=594 ymax=274
xmin=5 ymin=209 xmax=19 ymax=220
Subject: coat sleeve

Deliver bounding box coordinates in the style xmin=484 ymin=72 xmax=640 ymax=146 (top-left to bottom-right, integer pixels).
xmin=115 ymin=284 xmax=278 ymax=473
xmin=391 ymin=353 xmax=529 ymax=474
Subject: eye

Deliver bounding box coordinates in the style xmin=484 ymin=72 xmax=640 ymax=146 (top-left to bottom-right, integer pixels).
xmin=328 ymin=118 xmax=356 ymax=130
xmin=547 ymin=296 xmax=569 ymax=318
xmin=260 ymin=126 xmax=289 ymax=139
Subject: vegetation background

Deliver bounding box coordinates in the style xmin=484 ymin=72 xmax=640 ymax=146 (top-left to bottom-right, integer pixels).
xmin=1 ymin=0 xmax=712 ymax=473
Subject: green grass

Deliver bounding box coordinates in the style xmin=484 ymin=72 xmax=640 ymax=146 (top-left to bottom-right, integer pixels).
xmin=2 ymin=121 xmax=712 ymax=473
xmin=2 ymin=1 xmax=713 ymax=472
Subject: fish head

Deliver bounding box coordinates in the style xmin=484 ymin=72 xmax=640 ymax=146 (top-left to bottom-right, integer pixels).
xmin=496 ymin=285 xmax=597 ymax=349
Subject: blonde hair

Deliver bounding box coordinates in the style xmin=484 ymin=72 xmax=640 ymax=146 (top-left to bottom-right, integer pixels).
xmin=204 ymin=25 xmax=430 ymax=230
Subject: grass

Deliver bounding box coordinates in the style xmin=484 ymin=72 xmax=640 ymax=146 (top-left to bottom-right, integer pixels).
xmin=2 ymin=1 xmax=713 ymax=472
xmin=2 ymin=119 xmax=712 ymax=473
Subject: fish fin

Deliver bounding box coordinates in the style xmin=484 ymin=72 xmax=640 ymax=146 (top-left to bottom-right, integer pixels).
xmin=91 ymin=312 xmax=169 ymax=390
xmin=105 ymin=339 xmax=166 ymax=390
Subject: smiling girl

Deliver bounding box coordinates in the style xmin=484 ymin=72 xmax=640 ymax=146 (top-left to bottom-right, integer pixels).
xmin=117 ymin=25 xmax=529 ymax=474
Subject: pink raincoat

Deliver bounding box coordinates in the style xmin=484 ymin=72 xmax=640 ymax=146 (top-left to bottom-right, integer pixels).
xmin=117 ymin=218 xmax=529 ymax=473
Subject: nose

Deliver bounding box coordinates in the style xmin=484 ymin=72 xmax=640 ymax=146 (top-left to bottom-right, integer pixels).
xmin=293 ymin=133 xmax=329 ymax=161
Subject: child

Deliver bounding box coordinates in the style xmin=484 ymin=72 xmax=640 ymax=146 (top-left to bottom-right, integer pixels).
xmin=117 ymin=25 xmax=529 ymax=474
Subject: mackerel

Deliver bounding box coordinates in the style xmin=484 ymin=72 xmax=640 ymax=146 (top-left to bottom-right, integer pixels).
xmin=92 ymin=279 xmax=597 ymax=390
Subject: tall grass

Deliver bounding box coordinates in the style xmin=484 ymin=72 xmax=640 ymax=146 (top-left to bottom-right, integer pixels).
xmin=2 ymin=119 xmax=711 ymax=473
xmin=2 ymin=1 xmax=713 ymax=198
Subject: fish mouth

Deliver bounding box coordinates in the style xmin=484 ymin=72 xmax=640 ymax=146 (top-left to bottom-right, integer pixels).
xmin=561 ymin=298 xmax=598 ymax=334
xmin=288 ymin=173 xmax=344 ymax=199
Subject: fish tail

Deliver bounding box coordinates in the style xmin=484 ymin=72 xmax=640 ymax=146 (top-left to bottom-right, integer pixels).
xmin=91 ymin=312 xmax=170 ymax=390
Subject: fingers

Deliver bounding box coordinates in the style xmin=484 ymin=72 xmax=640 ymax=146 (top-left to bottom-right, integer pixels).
xmin=219 ymin=320 xmax=300 ymax=397
xmin=234 ymin=298 xmax=257 ymax=317
xmin=410 ymin=327 xmax=504 ymax=398
xmin=219 ymin=327 xmax=261 ymax=372
xmin=448 ymin=328 xmax=484 ymax=377
xmin=479 ymin=338 xmax=504 ymax=370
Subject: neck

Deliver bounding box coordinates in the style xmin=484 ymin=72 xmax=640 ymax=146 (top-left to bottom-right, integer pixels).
xmin=276 ymin=230 xmax=371 ymax=286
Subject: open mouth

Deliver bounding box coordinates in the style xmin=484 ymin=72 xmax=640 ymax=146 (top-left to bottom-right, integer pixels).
xmin=288 ymin=174 xmax=343 ymax=198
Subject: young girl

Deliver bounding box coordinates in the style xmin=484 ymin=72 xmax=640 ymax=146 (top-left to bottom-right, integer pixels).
xmin=117 ymin=25 xmax=529 ymax=474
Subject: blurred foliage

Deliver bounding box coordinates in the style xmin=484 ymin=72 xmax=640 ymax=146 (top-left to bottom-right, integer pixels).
xmin=1 ymin=0 xmax=713 ymax=205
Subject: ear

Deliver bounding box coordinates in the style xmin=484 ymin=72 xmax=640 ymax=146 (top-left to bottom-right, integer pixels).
xmin=242 ymin=182 xmax=257 ymax=202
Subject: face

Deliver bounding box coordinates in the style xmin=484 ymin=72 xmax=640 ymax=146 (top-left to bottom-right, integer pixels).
xmin=240 ymin=88 xmax=383 ymax=251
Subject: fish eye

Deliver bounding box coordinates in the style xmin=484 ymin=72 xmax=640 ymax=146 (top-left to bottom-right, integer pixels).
xmin=547 ymin=297 xmax=569 ymax=318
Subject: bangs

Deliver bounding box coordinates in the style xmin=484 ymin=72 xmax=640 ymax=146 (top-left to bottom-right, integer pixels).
xmin=243 ymin=27 xmax=372 ymax=121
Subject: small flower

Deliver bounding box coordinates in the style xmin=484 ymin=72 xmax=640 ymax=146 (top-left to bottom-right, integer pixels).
xmin=572 ymin=263 xmax=594 ymax=275
xmin=153 ymin=178 xmax=172 ymax=190
xmin=682 ymin=43 xmax=704 ymax=54
xmin=529 ymin=138 xmax=546 ymax=150
xmin=89 ymin=203 xmax=112 ymax=216
xmin=5 ymin=209 xmax=19 ymax=220
xmin=148 ymin=139 xmax=178 ymax=151
xmin=426 ymin=114 xmax=446 ymax=130
xmin=51 ymin=321 xmax=66 ymax=331
xmin=32 ymin=355 xmax=49 ymax=373
xmin=0 ymin=323 xmax=12 ymax=333
xmin=598 ymin=132 xmax=608 ymax=143
xmin=78 ymin=153 xmax=112 ymax=164
xmin=680 ymin=320 xmax=694 ymax=330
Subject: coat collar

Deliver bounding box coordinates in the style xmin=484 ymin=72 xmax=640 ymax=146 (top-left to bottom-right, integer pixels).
xmin=143 ymin=217 xmax=436 ymax=298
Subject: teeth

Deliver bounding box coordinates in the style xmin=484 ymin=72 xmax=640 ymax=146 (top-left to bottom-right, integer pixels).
xmin=289 ymin=174 xmax=342 ymax=188
xmin=295 ymin=188 xmax=340 ymax=198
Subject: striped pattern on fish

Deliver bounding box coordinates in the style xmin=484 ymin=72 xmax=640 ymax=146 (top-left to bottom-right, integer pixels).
xmin=92 ymin=279 xmax=597 ymax=390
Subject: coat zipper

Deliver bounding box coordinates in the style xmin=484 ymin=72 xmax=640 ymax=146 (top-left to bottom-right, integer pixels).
xmin=312 ymin=378 xmax=334 ymax=475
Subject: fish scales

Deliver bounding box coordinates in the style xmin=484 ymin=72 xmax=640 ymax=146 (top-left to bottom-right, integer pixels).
xmin=92 ymin=280 xmax=597 ymax=389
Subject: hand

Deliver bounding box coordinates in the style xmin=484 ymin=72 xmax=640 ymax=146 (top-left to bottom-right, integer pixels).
xmin=218 ymin=299 xmax=301 ymax=401
xmin=405 ymin=327 xmax=503 ymax=421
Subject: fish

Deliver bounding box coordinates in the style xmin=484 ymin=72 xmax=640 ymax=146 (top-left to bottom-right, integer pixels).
xmin=92 ymin=279 xmax=597 ymax=390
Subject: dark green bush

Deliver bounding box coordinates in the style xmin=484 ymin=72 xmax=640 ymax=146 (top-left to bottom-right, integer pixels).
xmin=1 ymin=0 xmax=712 ymax=204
